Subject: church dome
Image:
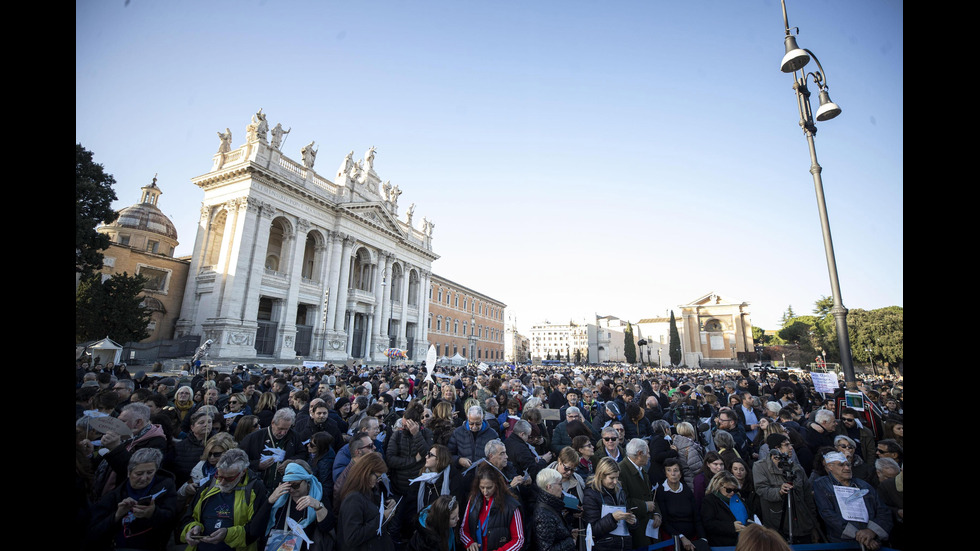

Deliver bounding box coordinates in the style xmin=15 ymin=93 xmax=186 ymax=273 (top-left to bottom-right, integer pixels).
xmin=98 ymin=175 xmax=179 ymax=256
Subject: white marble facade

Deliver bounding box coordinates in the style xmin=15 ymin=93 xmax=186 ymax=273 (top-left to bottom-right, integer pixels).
xmin=175 ymin=111 xmax=438 ymax=362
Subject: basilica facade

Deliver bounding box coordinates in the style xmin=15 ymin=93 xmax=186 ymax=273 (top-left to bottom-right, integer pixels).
xmin=175 ymin=110 xmax=438 ymax=362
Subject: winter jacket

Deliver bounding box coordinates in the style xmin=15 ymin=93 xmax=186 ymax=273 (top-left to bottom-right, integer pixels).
xmin=337 ymin=489 xmax=394 ymax=551
xmin=533 ymin=485 xmax=576 ymax=551
xmin=179 ymin=473 xmax=271 ymax=551
xmin=583 ymin=484 xmax=632 ymax=551
xmin=88 ymin=469 xmax=178 ymax=551
xmin=673 ymin=434 xmax=703 ymax=488
xmin=813 ymin=474 xmax=892 ymax=544
xmin=448 ymin=421 xmax=499 ymax=466
xmin=752 ymin=455 xmax=818 ymax=540
xmin=386 ymin=426 xmax=433 ymax=497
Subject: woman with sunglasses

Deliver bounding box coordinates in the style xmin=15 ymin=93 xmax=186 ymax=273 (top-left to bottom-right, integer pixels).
xmin=177 ymin=432 xmax=237 ymax=503
xmin=223 ymin=392 xmax=251 ymax=435
xmin=337 ymin=452 xmax=397 ymax=551
xmin=265 ymin=460 xmax=334 ymax=545
xmin=701 ymin=471 xmax=749 ymax=546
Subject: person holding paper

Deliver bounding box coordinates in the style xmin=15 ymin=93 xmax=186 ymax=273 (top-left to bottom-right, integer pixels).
xmin=812 ymin=451 xmax=892 ymax=549
xmin=582 ymin=457 xmax=635 ymax=551
xmin=337 ymin=452 xmax=397 ymax=551
xmin=618 ymin=438 xmax=661 ymax=549
xmin=89 ymin=448 xmax=178 ymax=551
xmin=265 ymin=461 xmax=333 ymax=543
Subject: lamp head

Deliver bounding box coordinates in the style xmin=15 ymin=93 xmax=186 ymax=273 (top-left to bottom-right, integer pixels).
xmin=815 ymin=89 xmax=842 ymax=121
xmin=780 ymin=35 xmax=810 ymax=73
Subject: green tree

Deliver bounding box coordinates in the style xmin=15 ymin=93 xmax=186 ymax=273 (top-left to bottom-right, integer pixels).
xmin=624 ymin=322 xmax=637 ymax=364
xmin=76 ymin=144 xmax=119 ymax=276
xmin=669 ymin=310 xmax=682 ymax=366
xmin=779 ymin=305 xmax=797 ymax=326
xmin=76 ymin=272 xmax=151 ymax=344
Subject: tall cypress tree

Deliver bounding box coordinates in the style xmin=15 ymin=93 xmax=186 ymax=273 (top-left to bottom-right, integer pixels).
xmin=669 ymin=310 xmax=682 ymax=366
xmin=624 ymin=322 xmax=637 ymax=364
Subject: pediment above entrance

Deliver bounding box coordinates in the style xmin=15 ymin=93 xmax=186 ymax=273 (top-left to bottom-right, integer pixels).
xmin=342 ymin=203 xmax=405 ymax=236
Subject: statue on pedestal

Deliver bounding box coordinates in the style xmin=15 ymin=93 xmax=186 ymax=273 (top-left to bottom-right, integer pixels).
xmin=246 ymin=108 xmax=268 ymax=142
xmin=270 ymin=123 xmax=290 ymax=150
xmin=365 ymin=146 xmax=377 ymax=171
xmin=301 ymin=141 xmax=318 ymax=168
xmin=217 ymin=128 xmax=232 ymax=154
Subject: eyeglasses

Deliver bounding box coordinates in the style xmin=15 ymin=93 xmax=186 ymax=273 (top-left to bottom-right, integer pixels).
xmin=836 ymin=443 xmax=855 ymax=450
xmin=209 ymin=451 xmax=225 ymax=458
xmin=721 ymin=486 xmax=737 ymax=495
xmin=426 ymin=451 xmax=436 ymax=459
xmin=289 ymin=481 xmax=304 ymax=490
xmin=841 ymin=417 xmax=856 ymax=423
xmin=603 ymin=437 xmax=618 ymax=441
xmin=229 ymin=400 xmax=240 ymax=405
xmin=215 ymin=472 xmax=242 ymax=482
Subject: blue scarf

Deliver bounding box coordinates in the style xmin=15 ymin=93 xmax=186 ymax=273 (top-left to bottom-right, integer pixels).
xmin=266 ymin=463 xmax=323 ymax=534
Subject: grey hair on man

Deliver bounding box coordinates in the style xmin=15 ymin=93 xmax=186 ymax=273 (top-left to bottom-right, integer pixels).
xmin=485 ymin=438 xmax=506 ymax=457
xmin=513 ymin=419 xmax=532 ymax=437
xmin=815 ymin=409 xmax=836 ymax=425
xmin=216 ymin=448 xmax=250 ymax=473
xmin=565 ymin=406 xmax=581 ymax=418
xmin=467 ymin=405 xmax=485 ymax=420
xmin=272 ymin=407 xmax=296 ymax=425
xmin=625 ymin=438 xmax=649 ymax=458
xmin=121 ymin=402 xmax=151 ymax=423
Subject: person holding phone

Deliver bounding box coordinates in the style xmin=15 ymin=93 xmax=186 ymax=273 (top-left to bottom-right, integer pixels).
xmin=89 ymin=448 xmax=177 ymax=551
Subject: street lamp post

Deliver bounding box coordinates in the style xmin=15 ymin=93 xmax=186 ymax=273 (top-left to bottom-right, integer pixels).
xmin=779 ymin=0 xmax=856 ymax=389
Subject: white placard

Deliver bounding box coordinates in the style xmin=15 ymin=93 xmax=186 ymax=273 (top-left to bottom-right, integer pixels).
xmin=811 ymin=372 xmax=839 ymax=394
xmin=833 ymin=485 xmax=869 ymax=523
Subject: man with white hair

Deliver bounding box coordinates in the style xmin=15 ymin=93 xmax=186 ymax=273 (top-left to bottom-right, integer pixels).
xmin=806 ymin=409 xmax=839 ymax=455
xmin=448 ymin=405 xmax=498 ymax=468
xmin=813 ymin=451 xmax=892 ymax=549
xmin=550 ymin=405 xmax=584 ymax=455
xmin=239 ymin=407 xmax=304 ymax=487
xmin=619 ymin=438 xmax=661 ymax=549
xmin=505 ymin=419 xmax=552 ymax=477
xmin=180 ymin=449 xmax=269 ymax=548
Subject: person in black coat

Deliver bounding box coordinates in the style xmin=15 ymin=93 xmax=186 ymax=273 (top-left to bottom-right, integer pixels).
xmin=700 ymin=471 xmax=751 ymax=547
xmin=88 ymin=448 xmax=178 ymax=551
xmin=239 ymin=408 xmax=306 ymax=488
xmin=533 ymin=469 xmax=577 ymax=551
xmin=655 ymin=459 xmax=705 ymax=550
xmin=647 ymin=420 xmax=679 ymax=486
xmin=582 ymin=457 xmax=635 ymax=551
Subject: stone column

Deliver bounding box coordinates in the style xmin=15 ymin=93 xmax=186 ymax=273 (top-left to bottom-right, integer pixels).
xmin=398 ymin=265 xmax=412 ymax=348
xmin=378 ymin=255 xmax=394 ymax=347
xmin=312 ymin=232 xmax=334 ymax=359
xmin=345 ymin=311 xmax=355 ymax=357
xmin=416 ymin=270 xmax=432 ymax=360
xmin=333 ymin=236 xmax=356 ymax=331
xmin=175 ymin=204 xmax=213 ymax=336
xmin=325 ymin=232 xmax=344 ymax=332
xmin=277 ymin=217 xmax=309 ymax=359
xmin=365 ymin=313 xmax=375 ymax=361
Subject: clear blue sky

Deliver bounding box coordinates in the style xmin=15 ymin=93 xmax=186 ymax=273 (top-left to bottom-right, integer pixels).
xmin=77 ymin=0 xmax=903 ymax=334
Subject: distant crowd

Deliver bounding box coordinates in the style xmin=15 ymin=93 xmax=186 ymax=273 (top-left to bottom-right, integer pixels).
xmin=76 ymin=360 xmax=904 ymax=551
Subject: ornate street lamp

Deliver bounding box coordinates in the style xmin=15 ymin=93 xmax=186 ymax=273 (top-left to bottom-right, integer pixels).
xmin=779 ymin=0 xmax=855 ymax=388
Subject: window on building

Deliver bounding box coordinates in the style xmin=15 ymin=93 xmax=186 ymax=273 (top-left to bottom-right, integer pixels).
xmin=146 ymin=240 xmax=160 ymax=254
xmin=137 ymin=266 xmax=170 ymax=293
xmin=454 ymin=320 xmax=459 ymax=334
xmin=438 ymin=289 xmax=442 ymax=302
xmin=119 ymin=234 xmax=130 ymax=246
xmin=454 ymin=294 xmax=459 ymax=308
xmin=437 ymin=317 xmax=442 ymax=332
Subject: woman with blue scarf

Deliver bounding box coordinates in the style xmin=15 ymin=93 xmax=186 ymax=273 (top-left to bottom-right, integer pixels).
xmin=700 ymin=471 xmax=750 ymax=546
xmin=265 ymin=461 xmax=334 ymax=544
xmin=408 ymin=495 xmax=459 ymax=551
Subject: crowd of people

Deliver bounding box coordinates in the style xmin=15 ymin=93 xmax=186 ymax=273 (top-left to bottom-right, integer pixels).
xmin=76 ymin=360 xmax=903 ymax=551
